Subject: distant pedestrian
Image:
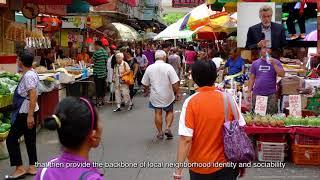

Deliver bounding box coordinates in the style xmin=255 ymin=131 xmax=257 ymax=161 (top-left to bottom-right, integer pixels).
xmin=92 ymin=41 xmax=108 ymax=107
xmin=142 ymin=50 xmax=180 ymax=140
xmin=185 ymin=45 xmax=197 ymax=72
xmin=143 ymin=44 xmax=155 ymax=65
xmin=135 ymin=47 xmax=149 ymax=87
xmin=168 ymin=48 xmax=182 ymax=76
xmin=124 ymin=48 xmax=139 ymax=103
xmin=113 ymin=53 xmax=133 ymax=112
xmin=35 ymin=97 xmax=103 ymax=180
xmin=174 ymin=60 xmax=244 ymax=180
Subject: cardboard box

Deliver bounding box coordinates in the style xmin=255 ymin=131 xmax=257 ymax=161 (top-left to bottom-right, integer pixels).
xmin=281 ymin=76 xmax=303 ymax=95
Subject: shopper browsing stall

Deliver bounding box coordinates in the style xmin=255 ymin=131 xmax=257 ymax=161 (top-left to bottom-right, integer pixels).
xmin=92 ymin=41 xmax=108 ymax=108
xmin=248 ymin=48 xmax=285 ymax=115
xmin=225 ymin=48 xmax=246 ymax=84
xmin=5 ymin=51 xmax=39 ymax=179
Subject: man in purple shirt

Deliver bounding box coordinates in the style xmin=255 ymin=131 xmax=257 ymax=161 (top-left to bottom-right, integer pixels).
xmin=248 ymin=48 xmax=285 ymax=114
xmin=143 ymin=44 xmax=155 ymax=65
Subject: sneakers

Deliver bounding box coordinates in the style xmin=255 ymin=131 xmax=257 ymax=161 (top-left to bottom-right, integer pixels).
xmin=113 ymin=107 xmax=122 ymax=112
xmin=127 ymin=104 xmax=133 ymax=111
xmin=164 ymin=129 xmax=173 ymax=139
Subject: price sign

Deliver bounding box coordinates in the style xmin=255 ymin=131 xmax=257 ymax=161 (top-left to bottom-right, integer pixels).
xmin=254 ymin=96 xmax=268 ymax=116
xmin=289 ymin=95 xmax=302 ymax=117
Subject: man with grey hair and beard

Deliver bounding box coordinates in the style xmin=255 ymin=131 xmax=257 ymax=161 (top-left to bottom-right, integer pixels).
xmin=142 ymin=50 xmax=180 ymax=140
xmin=245 ymin=5 xmax=287 ymax=50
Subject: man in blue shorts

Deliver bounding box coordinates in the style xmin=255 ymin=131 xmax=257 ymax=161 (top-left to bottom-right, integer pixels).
xmin=142 ymin=50 xmax=180 ymax=140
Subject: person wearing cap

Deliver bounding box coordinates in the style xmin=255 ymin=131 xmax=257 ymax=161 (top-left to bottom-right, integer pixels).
xmin=142 ymin=50 xmax=180 ymax=140
xmin=5 ymin=51 xmax=40 ymax=179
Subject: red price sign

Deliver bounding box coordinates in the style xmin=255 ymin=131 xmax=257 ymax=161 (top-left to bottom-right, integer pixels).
xmin=254 ymin=96 xmax=268 ymax=116
xmin=289 ymin=95 xmax=302 ymax=117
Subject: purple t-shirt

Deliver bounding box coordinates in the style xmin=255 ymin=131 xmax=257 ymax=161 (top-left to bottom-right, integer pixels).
xmin=250 ymin=58 xmax=283 ymax=96
xmin=35 ymin=152 xmax=103 ymax=180
xmin=143 ymin=50 xmax=155 ymax=65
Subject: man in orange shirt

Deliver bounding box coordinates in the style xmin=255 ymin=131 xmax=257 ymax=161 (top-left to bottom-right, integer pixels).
xmin=174 ymin=60 xmax=244 ymax=180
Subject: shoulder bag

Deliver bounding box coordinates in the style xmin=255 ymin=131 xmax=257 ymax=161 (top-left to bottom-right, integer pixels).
xmin=223 ymin=93 xmax=255 ymax=163
xmin=121 ymin=62 xmax=134 ymax=85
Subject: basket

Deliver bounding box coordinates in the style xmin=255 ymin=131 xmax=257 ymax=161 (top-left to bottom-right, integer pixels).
xmin=257 ymin=141 xmax=286 ymax=162
xmin=257 ymin=134 xmax=287 ymax=143
xmin=0 ymin=131 xmax=9 ymax=142
xmin=294 ymin=134 xmax=320 ymax=145
xmin=291 ymin=144 xmax=320 ymax=165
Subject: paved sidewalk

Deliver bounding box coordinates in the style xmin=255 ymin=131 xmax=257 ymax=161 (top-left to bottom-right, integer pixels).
xmin=0 ymin=95 xmax=319 ymax=179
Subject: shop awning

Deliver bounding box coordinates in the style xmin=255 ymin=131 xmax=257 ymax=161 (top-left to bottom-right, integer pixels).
xmin=23 ymin=0 xmax=108 ymax=6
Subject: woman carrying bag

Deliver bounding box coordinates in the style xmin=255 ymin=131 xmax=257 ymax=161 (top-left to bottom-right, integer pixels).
xmin=113 ymin=53 xmax=133 ymax=112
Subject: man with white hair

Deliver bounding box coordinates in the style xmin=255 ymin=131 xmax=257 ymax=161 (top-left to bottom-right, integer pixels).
xmin=245 ymin=5 xmax=287 ymax=50
xmin=142 ymin=50 xmax=180 ymax=140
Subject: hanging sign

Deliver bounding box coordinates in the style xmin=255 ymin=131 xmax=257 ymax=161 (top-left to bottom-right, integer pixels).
xmin=289 ymin=95 xmax=302 ymax=117
xmin=62 ymin=16 xmax=86 ymax=29
xmin=254 ymin=96 xmax=268 ymax=116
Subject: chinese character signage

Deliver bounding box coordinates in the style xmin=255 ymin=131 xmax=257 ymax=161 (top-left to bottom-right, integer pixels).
xmin=254 ymin=96 xmax=268 ymax=116
xmin=172 ymin=0 xmax=205 ymax=8
xmin=289 ymin=95 xmax=302 ymax=117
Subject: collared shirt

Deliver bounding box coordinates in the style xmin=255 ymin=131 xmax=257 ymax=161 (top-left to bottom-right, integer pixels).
xmin=262 ymin=25 xmax=272 ymax=48
xmin=92 ymin=48 xmax=108 ymax=78
xmin=35 ymin=152 xmax=103 ymax=180
xmin=179 ymin=87 xmax=245 ymax=174
xmin=18 ymin=69 xmax=39 ymax=113
xmin=142 ymin=60 xmax=179 ymax=107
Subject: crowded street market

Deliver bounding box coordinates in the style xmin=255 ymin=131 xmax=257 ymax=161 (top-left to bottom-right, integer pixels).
xmin=0 ymin=0 xmax=320 ymax=180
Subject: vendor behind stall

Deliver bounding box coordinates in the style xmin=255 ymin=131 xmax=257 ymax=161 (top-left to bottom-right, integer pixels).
xmin=40 ymin=49 xmax=54 ymax=70
xmin=76 ymin=47 xmax=91 ymax=64
xmin=225 ymin=48 xmax=246 ymax=83
xmin=248 ymin=47 xmax=285 ymax=114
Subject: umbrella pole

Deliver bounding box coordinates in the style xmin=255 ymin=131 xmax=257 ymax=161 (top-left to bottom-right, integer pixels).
xmin=174 ymin=39 xmax=177 ymax=47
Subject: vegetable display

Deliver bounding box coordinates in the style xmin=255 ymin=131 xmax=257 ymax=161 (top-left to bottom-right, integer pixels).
xmin=244 ymin=113 xmax=320 ymax=127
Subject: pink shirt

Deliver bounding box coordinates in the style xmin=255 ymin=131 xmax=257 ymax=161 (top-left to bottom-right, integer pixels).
xmin=185 ymin=50 xmax=197 ymax=65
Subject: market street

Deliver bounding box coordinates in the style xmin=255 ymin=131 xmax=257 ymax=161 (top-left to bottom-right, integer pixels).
xmin=0 ymin=94 xmax=320 ymax=180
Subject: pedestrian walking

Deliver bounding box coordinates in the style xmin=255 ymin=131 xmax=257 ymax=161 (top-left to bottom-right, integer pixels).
xmin=135 ymin=47 xmax=149 ymax=88
xmin=5 ymin=51 xmax=39 ymax=179
xmin=168 ymin=48 xmax=182 ymax=77
xmin=124 ymin=48 xmax=139 ymax=101
xmin=92 ymin=41 xmax=108 ymax=108
xmin=106 ymin=49 xmax=116 ymax=104
xmin=113 ymin=53 xmax=133 ymax=112
xmin=185 ymin=45 xmax=197 ymax=72
xmin=174 ymin=60 xmax=244 ymax=180
xmin=142 ymin=50 xmax=180 ymax=140
xmin=35 ymin=97 xmax=103 ymax=180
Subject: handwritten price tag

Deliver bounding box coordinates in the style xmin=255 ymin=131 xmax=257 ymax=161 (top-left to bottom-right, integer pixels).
xmin=254 ymin=96 xmax=268 ymax=116
xmin=289 ymin=95 xmax=302 ymax=117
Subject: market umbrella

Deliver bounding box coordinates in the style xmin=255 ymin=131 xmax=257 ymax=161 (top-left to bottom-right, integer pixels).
xmin=154 ymin=19 xmax=194 ymax=40
xmin=23 ymin=0 xmax=109 ymax=6
xmin=143 ymin=32 xmax=158 ymax=40
xmin=106 ymin=23 xmax=141 ymax=41
xmin=179 ymin=4 xmax=211 ymax=31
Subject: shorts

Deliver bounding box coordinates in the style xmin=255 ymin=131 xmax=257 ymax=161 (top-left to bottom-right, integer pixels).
xmin=149 ymin=101 xmax=174 ymax=112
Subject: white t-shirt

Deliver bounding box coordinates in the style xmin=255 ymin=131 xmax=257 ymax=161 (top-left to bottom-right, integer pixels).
xmin=142 ymin=60 xmax=180 ymax=107
xmin=18 ymin=70 xmax=39 ymax=113
xmin=212 ymin=57 xmax=224 ymax=69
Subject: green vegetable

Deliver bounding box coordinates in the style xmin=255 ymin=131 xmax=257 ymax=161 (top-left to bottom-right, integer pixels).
xmin=4 ymin=118 xmax=10 ymax=124
xmin=0 ymin=127 xmax=6 ymax=133
xmin=1 ymin=123 xmax=11 ymax=131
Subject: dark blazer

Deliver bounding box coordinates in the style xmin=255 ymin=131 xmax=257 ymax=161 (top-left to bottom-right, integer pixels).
xmin=245 ymin=22 xmax=287 ymax=50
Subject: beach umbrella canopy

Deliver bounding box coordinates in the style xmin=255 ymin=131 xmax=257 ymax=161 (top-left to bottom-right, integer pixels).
xmin=105 ymin=23 xmax=141 ymax=41
xmin=154 ymin=19 xmax=194 ymax=40
xmin=180 ymin=4 xmax=211 ymax=31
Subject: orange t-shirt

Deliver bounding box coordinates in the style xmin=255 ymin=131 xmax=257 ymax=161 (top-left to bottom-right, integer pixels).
xmin=179 ymin=86 xmax=238 ymax=174
xmin=76 ymin=53 xmax=91 ymax=64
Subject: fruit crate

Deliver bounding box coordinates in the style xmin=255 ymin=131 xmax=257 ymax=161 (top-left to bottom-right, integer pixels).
xmin=294 ymin=134 xmax=320 ymax=145
xmin=257 ymin=134 xmax=287 ymax=143
xmin=0 ymin=94 xmax=13 ymax=109
xmin=257 ymin=141 xmax=286 ymax=162
xmin=291 ymin=144 xmax=320 ymax=165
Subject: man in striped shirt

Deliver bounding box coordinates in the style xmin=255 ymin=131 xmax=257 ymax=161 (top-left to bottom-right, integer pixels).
xmin=92 ymin=41 xmax=108 ymax=107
